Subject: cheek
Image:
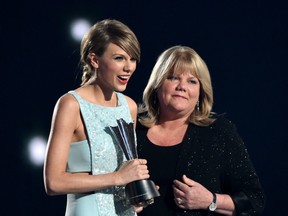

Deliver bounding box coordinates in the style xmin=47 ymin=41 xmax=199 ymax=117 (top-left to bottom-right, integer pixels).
xmin=157 ymin=88 xmax=173 ymax=106
xmin=188 ymin=86 xmax=200 ymax=98
xmin=130 ymin=63 xmax=137 ymax=74
xmin=161 ymin=82 xmax=174 ymax=92
xmin=157 ymin=88 xmax=167 ymax=104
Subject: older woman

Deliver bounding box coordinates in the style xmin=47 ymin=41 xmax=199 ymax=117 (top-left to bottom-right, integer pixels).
xmin=136 ymin=45 xmax=265 ymax=216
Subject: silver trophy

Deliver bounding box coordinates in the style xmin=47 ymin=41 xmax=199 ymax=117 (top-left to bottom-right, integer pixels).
xmin=110 ymin=118 xmax=160 ymax=207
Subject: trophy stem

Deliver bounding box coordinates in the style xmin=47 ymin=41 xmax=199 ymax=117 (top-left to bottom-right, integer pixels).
xmin=109 ymin=118 xmax=160 ymax=206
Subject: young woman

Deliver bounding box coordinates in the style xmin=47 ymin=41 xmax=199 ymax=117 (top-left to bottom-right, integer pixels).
xmin=44 ymin=19 xmax=149 ymax=216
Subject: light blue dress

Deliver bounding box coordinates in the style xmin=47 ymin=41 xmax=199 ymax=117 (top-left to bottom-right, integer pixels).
xmin=65 ymin=91 xmax=136 ymax=216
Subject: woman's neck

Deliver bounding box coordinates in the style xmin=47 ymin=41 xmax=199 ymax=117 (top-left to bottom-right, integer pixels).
xmin=148 ymin=119 xmax=189 ymax=146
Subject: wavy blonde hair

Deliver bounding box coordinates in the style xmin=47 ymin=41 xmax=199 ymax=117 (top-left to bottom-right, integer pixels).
xmin=80 ymin=19 xmax=141 ymax=86
xmin=139 ymin=45 xmax=215 ymax=127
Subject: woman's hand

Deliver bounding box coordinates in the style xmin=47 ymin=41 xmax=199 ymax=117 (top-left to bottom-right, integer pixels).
xmin=115 ymin=159 xmax=150 ymax=186
xmin=134 ymin=206 xmax=144 ymax=213
xmin=173 ymin=175 xmax=212 ymax=210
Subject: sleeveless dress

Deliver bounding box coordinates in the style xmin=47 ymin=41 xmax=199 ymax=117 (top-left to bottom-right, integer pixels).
xmin=65 ymin=90 xmax=136 ymax=216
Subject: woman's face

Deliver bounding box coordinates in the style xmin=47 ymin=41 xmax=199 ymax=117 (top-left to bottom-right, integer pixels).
xmin=157 ymin=70 xmax=200 ymax=118
xmin=94 ymin=43 xmax=137 ymax=92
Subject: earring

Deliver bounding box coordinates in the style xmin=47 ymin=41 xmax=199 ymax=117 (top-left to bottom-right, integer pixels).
xmin=196 ymin=100 xmax=200 ymax=112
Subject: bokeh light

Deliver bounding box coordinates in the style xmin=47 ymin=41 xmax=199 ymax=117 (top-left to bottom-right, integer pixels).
xmin=27 ymin=135 xmax=47 ymax=166
xmin=70 ymin=18 xmax=91 ymax=42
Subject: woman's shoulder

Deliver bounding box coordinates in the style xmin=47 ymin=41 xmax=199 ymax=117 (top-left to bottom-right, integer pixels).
xmin=205 ymin=113 xmax=240 ymax=138
xmin=120 ymin=93 xmax=137 ymax=111
xmin=116 ymin=93 xmax=137 ymax=123
xmin=193 ymin=113 xmax=236 ymax=133
xmin=188 ymin=114 xmax=242 ymax=146
xmin=123 ymin=94 xmax=137 ymax=106
xmin=55 ymin=91 xmax=80 ymax=112
xmin=211 ymin=113 xmax=235 ymax=127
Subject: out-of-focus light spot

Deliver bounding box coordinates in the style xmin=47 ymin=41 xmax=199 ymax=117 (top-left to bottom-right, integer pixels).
xmin=28 ymin=136 xmax=47 ymax=166
xmin=70 ymin=19 xmax=91 ymax=42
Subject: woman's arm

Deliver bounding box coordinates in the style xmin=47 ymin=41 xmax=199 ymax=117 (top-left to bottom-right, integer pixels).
xmin=44 ymin=94 xmax=149 ymax=195
xmin=220 ymin=117 xmax=266 ymax=215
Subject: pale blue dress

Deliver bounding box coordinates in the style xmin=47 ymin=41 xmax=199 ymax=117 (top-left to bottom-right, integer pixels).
xmin=65 ymin=91 xmax=136 ymax=216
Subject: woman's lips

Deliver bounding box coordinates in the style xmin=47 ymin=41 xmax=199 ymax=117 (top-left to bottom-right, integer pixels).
xmin=117 ymin=75 xmax=130 ymax=84
xmin=173 ymin=95 xmax=187 ymax=99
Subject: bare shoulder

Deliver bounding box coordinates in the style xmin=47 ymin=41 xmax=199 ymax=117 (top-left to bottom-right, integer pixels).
xmin=124 ymin=95 xmax=137 ymax=124
xmin=124 ymin=95 xmax=137 ymax=110
xmin=55 ymin=93 xmax=80 ymax=114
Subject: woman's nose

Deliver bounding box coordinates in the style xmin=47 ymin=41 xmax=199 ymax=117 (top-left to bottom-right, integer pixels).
xmin=176 ymin=81 xmax=186 ymax=91
xmin=124 ymin=61 xmax=134 ymax=73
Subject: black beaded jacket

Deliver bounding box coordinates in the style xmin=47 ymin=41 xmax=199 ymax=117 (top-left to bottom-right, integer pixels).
xmin=136 ymin=115 xmax=266 ymax=216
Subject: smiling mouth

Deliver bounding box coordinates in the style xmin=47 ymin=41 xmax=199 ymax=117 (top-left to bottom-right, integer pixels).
xmin=118 ymin=75 xmax=129 ymax=80
xmin=117 ymin=75 xmax=129 ymax=84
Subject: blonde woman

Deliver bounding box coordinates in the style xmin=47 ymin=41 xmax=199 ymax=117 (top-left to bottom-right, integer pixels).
xmin=137 ymin=46 xmax=265 ymax=216
xmin=44 ymin=19 xmax=149 ymax=216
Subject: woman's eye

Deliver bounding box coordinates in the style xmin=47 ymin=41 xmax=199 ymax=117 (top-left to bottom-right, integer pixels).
xmin=189 ymin=80 xmax=198 ymax=84
xmin=130 ymin=57 xmax=137 ymax=62
xmin=115 ymin=56 xmax=124 ymax=61
xmin=168 ymin=76 xmax=178 ymax=80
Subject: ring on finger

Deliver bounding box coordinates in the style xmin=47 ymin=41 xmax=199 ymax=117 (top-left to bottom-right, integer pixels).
xmin=177 ymin=198 xmax=183 ymax=205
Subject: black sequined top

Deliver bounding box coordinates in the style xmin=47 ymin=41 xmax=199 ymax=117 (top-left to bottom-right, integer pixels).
xmin=136 ymin=115 xmax=265 ymax=216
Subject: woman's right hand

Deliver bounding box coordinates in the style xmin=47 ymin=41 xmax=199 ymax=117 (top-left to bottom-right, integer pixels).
xmin=115 ymin=159 xmax=149 ymax=185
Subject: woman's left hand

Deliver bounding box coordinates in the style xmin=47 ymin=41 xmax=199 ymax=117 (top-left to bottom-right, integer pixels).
xmin=134 ymin=206 xmax=144 ymax=213
xmin=173 ymin=175 xmax=212 ymax=210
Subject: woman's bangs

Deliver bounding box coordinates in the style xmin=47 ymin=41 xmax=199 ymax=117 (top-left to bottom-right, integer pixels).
xmin=173 ymin=60 xmax=197 ymax=77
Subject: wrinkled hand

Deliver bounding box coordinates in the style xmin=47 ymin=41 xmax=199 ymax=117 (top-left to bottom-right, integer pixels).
xmin=115 ymin=159 xmax=149 ymax=185
xmin=173 ymin=175 xmax=212 ymax=210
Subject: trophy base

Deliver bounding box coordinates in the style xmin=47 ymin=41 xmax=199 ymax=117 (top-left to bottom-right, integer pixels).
xmin=125 ymin=179 xmax=160 ymax=207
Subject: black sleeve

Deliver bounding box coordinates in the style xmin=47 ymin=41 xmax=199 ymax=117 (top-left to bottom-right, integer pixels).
xmin=217 ymin=117 xmax=266 ymax=215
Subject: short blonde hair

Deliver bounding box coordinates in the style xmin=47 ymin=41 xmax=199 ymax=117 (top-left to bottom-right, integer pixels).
xmin=139 ymin=45 xmax=215 ymax=127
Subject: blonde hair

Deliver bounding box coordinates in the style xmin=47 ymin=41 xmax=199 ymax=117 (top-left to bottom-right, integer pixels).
xmin=139 ymin=45 xmax=215 ymax=127
xmin=80 ymin=19 xmax=141 ymax=86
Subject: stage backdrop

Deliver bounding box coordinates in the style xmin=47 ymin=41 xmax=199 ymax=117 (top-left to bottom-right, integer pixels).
xmin=2 ymin=1 xmax=287 ymax=215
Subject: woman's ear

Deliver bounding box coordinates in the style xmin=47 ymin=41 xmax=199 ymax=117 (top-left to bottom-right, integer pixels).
xmin=89 ymin=53 xmax=99 ymax=68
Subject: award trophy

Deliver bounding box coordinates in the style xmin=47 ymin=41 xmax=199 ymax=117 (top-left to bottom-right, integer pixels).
xmin=110 ymin=118 xmax=160 ymax=207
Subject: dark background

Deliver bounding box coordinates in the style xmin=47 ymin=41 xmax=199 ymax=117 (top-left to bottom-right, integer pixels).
xmin=2 ymin=0 xmax=287 ymax=215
